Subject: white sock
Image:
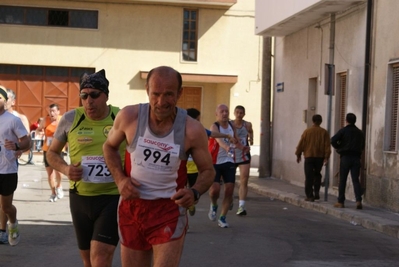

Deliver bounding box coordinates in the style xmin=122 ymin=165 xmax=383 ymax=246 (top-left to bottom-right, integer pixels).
xmin=239 ymin=200 xmax=245 ymax=207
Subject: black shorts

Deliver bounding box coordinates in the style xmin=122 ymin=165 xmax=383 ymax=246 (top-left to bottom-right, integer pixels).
xmin=69 ymin=192 xmax=120 ymax=250
xmin=0 ymin=173 xmax=18 ymax=196
xmin=236 ymin=159 xmax=251 ymax=167
xmin=187 ymin=173 xmax=198 ymax=188
xmin=213 ymin=162 xmax=236 ymax=184
xmin=43 ymin=151 xmax=50 ymax=167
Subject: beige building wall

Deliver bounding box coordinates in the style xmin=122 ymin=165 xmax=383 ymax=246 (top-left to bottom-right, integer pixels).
xmin=257 ymin=0 xmax=399 ymax=211
xmin=255 ymin=0 xmax=323 ymax=36
xmin=366 ymin=0 xmax=399 ymax=211
xmin=269 ymin=5 xmax=367 ymax=192
xmin=0 ymin=0 xmax=261 ymax=144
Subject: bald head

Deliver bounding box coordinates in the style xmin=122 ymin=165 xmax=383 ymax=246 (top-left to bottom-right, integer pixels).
xmin=146 ymin=66 xmax=182 ymax=91
xmin=215 ymin=104 xmax=229 ymax=123
xmin=145 ymin=66 xmax=184 ymax=119
xmin=216 ymin=104 xmax=228 ymax=113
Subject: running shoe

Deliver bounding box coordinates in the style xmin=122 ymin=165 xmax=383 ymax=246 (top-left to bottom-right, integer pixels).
xmin=0 ymin=231 xmax=8 ymax=244
xmin=56 ymin=187 xmax=64 ymax=199
xmin=236 ymin=206 xmax=247 ymax=216
xmin=208 ymin=204 xmax=217 ymax=221
xmin=218 ymin=216 xmax=229 ymax=228
xmin=8 ymin=221 xmax=20 ymax=246
xmin=49 ymin=194 xmax=58 ymax=202
xmin=188 ymin=205 xmax=196 ymax=216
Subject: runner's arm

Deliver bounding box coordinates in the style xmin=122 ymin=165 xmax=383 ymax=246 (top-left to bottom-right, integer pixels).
xmin=172 ymin=119 xmax=215 ymax=207
xmin=209 ymin=123 xmax=230 ymax=152
xmin=20 ymin=114 xmax=30 ymax=133
xmin=191 ymin=127 xmax=215 ymax=195
xmin=46 ymin=138 xmax=81 ymax=180
xmin=246 ymin=121 xmax=254 ymax=145
xmin=103 ymin=106 xmax=140 ymax=199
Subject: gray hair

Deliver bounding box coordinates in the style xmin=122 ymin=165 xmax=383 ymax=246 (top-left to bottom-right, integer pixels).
xmin=6 ymin=88 xmax=16 ymax=100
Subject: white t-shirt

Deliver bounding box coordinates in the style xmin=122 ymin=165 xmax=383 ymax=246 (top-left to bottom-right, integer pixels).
xmin=0 ymin=111 xmax=28 ymax=173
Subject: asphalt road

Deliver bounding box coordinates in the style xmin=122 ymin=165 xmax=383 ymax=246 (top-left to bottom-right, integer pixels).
xmin=182 ymin=192 xmax=399 ymax=267
xmin=1 ymin=163 xmax=399 ymax=267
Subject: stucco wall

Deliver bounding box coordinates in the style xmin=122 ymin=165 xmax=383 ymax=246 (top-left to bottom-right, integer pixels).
xmin=263 ymin=0 xmax=399 ymax=212
xmin=255 ymin=0 xmax=321 ymax=35
xmin=272 ymin=6 xmax=367 ymax=193
xmin=0 ymin=0 xmax=261 ymax=143
xmin=366 ymin=0 xmax=399 ymax=211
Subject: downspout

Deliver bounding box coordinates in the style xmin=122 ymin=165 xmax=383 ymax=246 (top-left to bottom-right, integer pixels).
xmin=324 ymin=13 xmax=335 ymax=201
xmin=259 ymin=36 xmax=272 ymax=178
xmin=361 ymin=0 xmax=373 ymax=191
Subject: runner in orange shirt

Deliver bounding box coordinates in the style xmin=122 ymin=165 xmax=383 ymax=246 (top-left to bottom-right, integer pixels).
xmin=38 ymin=104 xmax=64 ymax=202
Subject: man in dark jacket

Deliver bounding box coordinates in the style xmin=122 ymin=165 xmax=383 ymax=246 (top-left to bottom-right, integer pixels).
xmin=331 ymin=113 xmax=365 ymax=209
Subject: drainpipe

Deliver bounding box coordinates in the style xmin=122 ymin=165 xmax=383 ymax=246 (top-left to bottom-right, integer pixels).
xmin=361 ymin=0 xmax=373 ymax=191
xmin=259 ymin=36 xmax=272 ymax=178
xmin=324 ymin=13 xmax=335 ymax=201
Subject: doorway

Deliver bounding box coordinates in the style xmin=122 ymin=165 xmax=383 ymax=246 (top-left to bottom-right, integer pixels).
xmin=177 ymin=86 xmax=202 ymax=111
xmin=307 ymin=78 xmax=318 ymax=127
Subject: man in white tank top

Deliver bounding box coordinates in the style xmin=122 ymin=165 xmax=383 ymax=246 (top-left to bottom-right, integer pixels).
xmin=232 ymin=105 xmax=254 ymax=216
xmin=103 ymin=66 xmax=215 ymax=267
xmin=208 ymin=104 xmax=249 ymax=228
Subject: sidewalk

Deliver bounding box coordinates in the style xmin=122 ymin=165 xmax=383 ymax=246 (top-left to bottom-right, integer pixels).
xmin=243 ymin=169 xmax=399 ymax=240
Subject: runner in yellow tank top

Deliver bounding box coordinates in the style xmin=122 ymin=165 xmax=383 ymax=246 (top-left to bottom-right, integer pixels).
xmin=46 ymin=69 xmax=124 ymax=267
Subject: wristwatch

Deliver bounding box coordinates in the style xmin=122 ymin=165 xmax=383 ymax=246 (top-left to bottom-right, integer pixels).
xmin=191 ymin=188 xmax=200 ymax=203
xmin=15 ymin=143 xmax=20 ymax=151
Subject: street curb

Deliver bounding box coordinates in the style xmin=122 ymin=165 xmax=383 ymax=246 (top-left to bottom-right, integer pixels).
xmin=247 ymin=182 xmax=399 ymax=240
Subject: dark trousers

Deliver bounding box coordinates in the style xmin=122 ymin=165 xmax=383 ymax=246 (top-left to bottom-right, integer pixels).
xmin=338 ymin=155 xmax=362 ymax=203
xmin=304 ymin=157 xmax=324 ymax=198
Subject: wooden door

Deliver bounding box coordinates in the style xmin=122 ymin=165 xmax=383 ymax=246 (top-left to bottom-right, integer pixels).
xmin=0 ymin=65 xmax=93 ymax=125
xmin=177 ymin=86 xmax=202 ymax=111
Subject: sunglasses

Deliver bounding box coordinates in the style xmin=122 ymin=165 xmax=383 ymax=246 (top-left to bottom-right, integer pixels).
xmin=80 ymin=91 xmax=102 ymax=100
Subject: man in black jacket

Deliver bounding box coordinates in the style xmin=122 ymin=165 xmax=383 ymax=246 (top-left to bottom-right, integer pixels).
xmin=331 ymin=113 xmax=365 ymax=209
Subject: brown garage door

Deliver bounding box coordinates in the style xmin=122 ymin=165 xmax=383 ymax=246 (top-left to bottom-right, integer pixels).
xmin=177 ymin=86 xmax=202 ymax=112
xmin=0 ymin=64 xmax=94 ymax=126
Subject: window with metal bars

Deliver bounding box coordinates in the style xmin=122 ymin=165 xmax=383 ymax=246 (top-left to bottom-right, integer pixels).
xmin=338 ymin=72 xmax=347 ymax=128
xmin=387 ymin=63 xmax=399 ymax=151
xmin=0 ymin=5 xmax=98 ymax=29
xmin=182 ymin=9 xmax=198 ymax=62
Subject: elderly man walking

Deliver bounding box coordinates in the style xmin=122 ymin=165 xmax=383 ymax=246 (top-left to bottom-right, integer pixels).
xmin=295 ymin=114 xmax=331 ymax=202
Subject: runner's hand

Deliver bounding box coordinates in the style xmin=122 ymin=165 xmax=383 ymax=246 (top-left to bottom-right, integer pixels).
xmin=4 ymin=139 xmax=16 ymax=150
xmin=242 ymin=146 xmax=250 ymax=154
xmin=117 ymin=176 xmax=141 ymax=200
xmin=67 ymin=162 xmax=83 ymax=182
xmin=15 ymin=150 xmax=23 ymax=158
xmin=172 ymin=188 xmax=195 ymax=208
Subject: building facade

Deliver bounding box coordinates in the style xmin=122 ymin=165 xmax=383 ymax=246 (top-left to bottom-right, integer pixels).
xmin=256 ymin=0 xmax=399 ymax=212
xmin=0 ymin=0 xmax=262 ymax=149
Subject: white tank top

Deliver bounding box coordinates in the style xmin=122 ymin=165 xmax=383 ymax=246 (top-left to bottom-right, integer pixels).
xmin=126 ymin=103 xmax=187 ymax=200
